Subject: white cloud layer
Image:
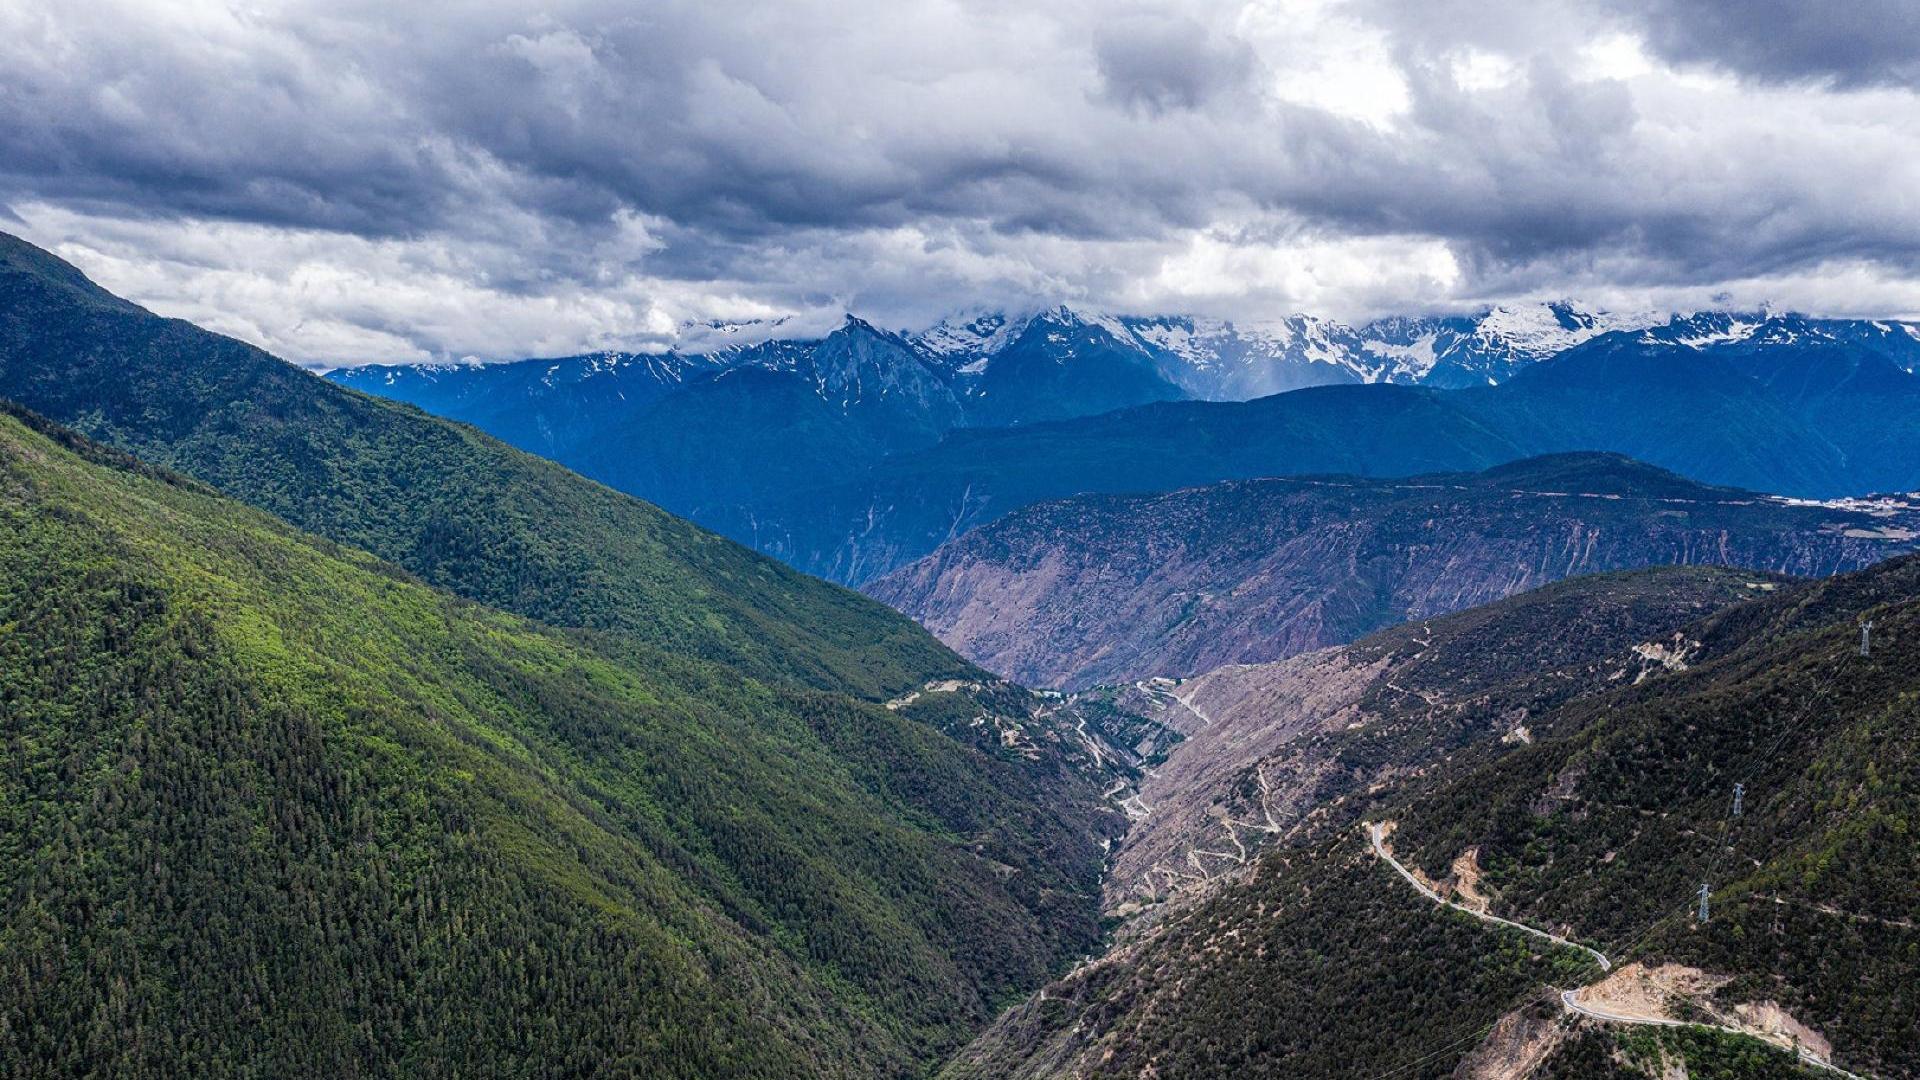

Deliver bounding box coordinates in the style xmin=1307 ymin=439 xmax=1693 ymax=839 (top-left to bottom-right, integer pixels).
xmin=2 ymin=0 xmax=1917 ymax=365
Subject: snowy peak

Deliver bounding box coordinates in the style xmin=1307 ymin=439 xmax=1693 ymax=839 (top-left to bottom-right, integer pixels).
xmin=1348 ymin=301 xmax=1667 ymax=388
xmin=1470 ymin=300 xmax=1663 ymax=358
xmin=1120 ymin=313 xmax=1377 ymax=398
xmin=1007 ymin=305 xmax=1147 ymax=364
xmin=795 ymin=314 xmax=963 ymax=436
xmin=1635 ymin=312 xmax=1920 ymax=372
xmin=806 ymin=316 xmax=950 ymax=399
xmin=1031 ymin=304 xmax=1139 ymax=346
xmin=1638 ymin=310 xmax=1767 ymax=349
xmin=912 ymin=305 xmax=1150 ymax=373
xmin=902 ymin=299 xmax=1684 ymax=399
xmin=912 ymin=310 xmax=1025 ymax=360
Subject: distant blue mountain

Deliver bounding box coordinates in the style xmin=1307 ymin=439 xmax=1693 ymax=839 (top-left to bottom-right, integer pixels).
xmin=962 ymin=307 xmax=1185 ymax=427
xmin=329 ymin=306 xmax=1920 ymax=583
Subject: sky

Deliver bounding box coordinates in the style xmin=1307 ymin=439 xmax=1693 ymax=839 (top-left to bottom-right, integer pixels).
xmin=3 ymin=0 xmax=1919 ymax=366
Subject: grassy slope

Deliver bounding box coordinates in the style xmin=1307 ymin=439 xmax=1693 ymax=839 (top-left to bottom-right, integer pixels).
xmin=0 ymin=407 xmax=1112 ymax=1077
xmin=0 ymin=231 xmax=962 ymax=698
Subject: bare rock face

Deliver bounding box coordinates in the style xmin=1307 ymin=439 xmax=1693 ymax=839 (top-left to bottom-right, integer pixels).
xmin=867 ymin=453 xmax=1920 ymax=690
xmin=1106 ymin=647 xmax=1385 ymax=911
xmin=1454 ymin=993 xmax=1570 ymax=1080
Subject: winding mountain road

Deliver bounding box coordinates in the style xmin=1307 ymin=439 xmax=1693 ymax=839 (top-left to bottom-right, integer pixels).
xmin=1366 ymin=822 xmax=1609 ymax=971
xmin=1365 ymin=822 xmax=1868 ymax=1079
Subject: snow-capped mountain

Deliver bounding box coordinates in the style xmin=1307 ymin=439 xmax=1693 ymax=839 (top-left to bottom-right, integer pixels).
xmin=333 ymin=305 xmax=1920 ymax=452
xmin=1354 ymin=301 xmax=1667 ymax=388
xmin=904 ymin=300 xmax=1675 ymax=399
xmin=1639 ymin=311 xmax=1920 ymax=372
xmin=1118 ymin=314 xmax=1374 ymax=398
xmin=911 ymin=311 xmax=1026 ymax=370
xmin=792 ymin=316 xmax=963 ymax=442
xmin=956 ymin=306 xmax=1184 ymax=427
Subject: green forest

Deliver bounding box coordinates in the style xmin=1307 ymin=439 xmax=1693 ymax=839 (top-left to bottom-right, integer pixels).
xmin=0 ymin=232 xmax=964 ymax=699
xmin=0 ymin=405 xmax=1113 ymax=1076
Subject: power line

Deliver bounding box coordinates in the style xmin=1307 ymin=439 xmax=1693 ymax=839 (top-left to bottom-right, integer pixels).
xmin=1361 ymin=614 xmax=1888 ymax=1078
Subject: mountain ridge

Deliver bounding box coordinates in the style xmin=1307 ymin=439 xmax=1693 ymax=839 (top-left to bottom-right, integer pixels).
xmin=866 ymin=452 xmax=1920 ymax=689
xmin=0 ymin=230 xmax=961 ymax=698
xmin=325 ymin=298 xmax=1920 ymax=588
xmin=0 ymin=401 xmax=1119 ymax=1076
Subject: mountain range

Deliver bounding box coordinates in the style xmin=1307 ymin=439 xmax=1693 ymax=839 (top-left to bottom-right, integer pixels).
xmin=868 ymin=453 xmax=1920 ymax=689
xmin=330 ymin=303 xmax=1920 ymax=587
xmin=719 ymin=334 xmax=1920 ymax=585
xmin=337 ymin=301 xmax=1920 ymax=411
xmin=5 ymin=228 xmax=1918 ymax=1078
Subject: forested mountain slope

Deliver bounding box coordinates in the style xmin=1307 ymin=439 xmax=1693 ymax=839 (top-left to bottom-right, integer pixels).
xmin=0 ymin=232 xmax=959 ymax=698
xmin=1393 ymin=553 xmax=1920 ymax=1075
xmin=946 ymin=556 xmax=1920 ymax=1079
xmin=0 ymin=403 xmax=1118 ymax=1076
xmin=870 ymin=454 xmax=1918 ymax=689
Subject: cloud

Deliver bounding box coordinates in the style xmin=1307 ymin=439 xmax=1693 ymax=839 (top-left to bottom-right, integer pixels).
xmin=1613 ymin=0 xmax=1920 ymax=88
xmin=1093 ymin=13 xmax=1258 ymax=115
xmin=1 ymin=0 xmax=1918 ymax=365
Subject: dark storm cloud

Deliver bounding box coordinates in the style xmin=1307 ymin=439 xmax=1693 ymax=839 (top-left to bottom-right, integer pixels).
xmin=1093 ymin=13 xmax=1259 ymax=115
xmin=2 ymin=0 xmax=1918 ymax=364
xmin=1616 ymin=0 xmax=1920 ymax=88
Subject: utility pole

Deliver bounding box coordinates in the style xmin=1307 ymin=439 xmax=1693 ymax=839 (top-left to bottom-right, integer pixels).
xmin=1732 ymin=782 xmax=1744 ymax=818
xmin=1861 ymin=621 xmax=1873 ymax=658
xmin=1697 ymin=883 xmax=1711 ymax=924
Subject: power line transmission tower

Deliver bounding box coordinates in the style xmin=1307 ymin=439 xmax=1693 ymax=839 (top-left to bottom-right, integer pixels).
xmin=1861 ymin=620 xmax=1873 ymax=658
xmin=1732 ymin=783 xmax=1744 ymax=818
xmin=1697 ymin=883 xmax=1711 ymax=924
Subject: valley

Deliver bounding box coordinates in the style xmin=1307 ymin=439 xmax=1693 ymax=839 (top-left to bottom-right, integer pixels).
xmin=949 ymin=554 xmax=1918 ymax=1078
xmin=2 ymin=236 xmax=1915 ymax=1079
xmin=10 ymin=6 xmax=1920 ymax=1077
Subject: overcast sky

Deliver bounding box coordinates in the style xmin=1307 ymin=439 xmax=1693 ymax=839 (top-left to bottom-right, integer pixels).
xmin=4 ymin=0 xmax=1919 ymax=366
